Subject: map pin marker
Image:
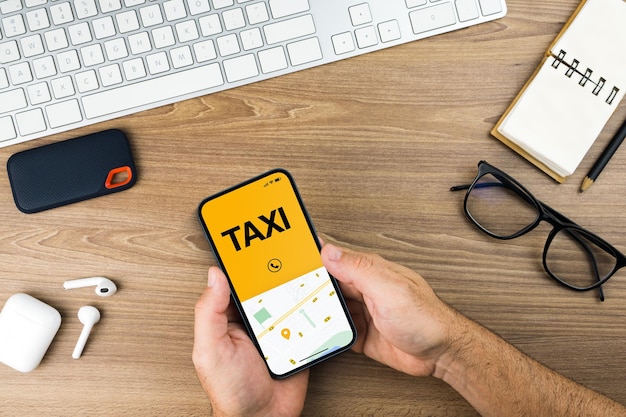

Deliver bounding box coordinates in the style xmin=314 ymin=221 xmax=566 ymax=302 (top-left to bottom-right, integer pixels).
xmin=281 ymin=328 xmax=290 ymax=340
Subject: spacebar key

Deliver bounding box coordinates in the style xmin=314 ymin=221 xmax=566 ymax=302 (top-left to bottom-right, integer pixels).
xmin=82 ymin=64 xmax=224 ymax=119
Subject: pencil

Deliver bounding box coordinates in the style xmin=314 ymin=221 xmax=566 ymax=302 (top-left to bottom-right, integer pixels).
xmin=580 ymin=117 xmax=626 ymax=192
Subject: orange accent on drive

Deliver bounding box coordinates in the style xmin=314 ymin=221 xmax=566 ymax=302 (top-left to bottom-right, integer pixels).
xmin=105 ymin=166 xmax=133 ymax=189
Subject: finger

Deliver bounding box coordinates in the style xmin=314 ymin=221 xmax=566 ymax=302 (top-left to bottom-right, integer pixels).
xmin=322 ymin=243 xmax=402 ymax=297
xmin=193 ymin=267 xmax=232 ymax=358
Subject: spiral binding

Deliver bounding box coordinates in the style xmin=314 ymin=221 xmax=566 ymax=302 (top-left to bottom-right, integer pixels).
xmin=551 ymin=49 xmax=619 ymax=105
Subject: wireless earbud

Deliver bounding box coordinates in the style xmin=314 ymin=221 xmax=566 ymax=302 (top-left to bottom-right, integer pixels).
xmin=72 ymin=306 xmax=100 ymax=359
xmin=63 ymin=277 xmax=117 ymax=297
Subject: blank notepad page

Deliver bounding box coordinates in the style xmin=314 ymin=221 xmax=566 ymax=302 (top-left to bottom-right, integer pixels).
xmin=494 ymin=0 xmax=626 ymax=180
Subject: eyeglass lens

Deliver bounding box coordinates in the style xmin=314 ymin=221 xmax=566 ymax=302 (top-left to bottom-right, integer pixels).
xmin=466 ymin=173 xmax=538 ymax=238
xmin=545 ymin=228 xmax=617 ymax=289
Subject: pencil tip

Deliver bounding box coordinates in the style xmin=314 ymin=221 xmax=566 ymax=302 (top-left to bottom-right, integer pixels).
xmin=580 ymin=177 xmax=593 ymax=192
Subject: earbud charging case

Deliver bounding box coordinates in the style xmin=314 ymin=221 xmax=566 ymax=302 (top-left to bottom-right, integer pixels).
xmin=0 ymin=293 xmax=62 ymax=372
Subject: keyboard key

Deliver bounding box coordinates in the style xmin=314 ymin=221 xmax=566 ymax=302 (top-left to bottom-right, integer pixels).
xmin=187 ymin=0 xmax=211 ymax=16
xmin=80 ymin=44 xmax=105 ymax=66
xmin=57 ymin=49 xmax=81 ymax=72
xmin=0 ymin=0 xmax=22 ymax=14
xmin=32 ymin=55 xmax=57 ymax=79
xmin=193 ymin=39 xmax=217 ymax=62
xmin=409 ymin=3 xmax=456 ymax=34
xmin=99 ymin=63 xmax=123 ymax=86
xmin=82 ymin=64 xmax=224 ymax=118
xmin=269 ymin=0 xmax=309 ymax=19
xmin=2 ymin=15 xmax=27 ymax=37
xmin=46 ymin=99 xmax=82 ymax=128
xmin=104 ymin=38 xmax=129 ymax=60
xmin=246 ymin=3 xmax=269 ymax=25
xmin=9 ymin=62 xmax=33 ymax=85
xmin=50 ymin=2 xmax=75 ymax=25
xmin=152 ymin=26 xmax=175 ymax=48
xmin=20 ymin=34 xmax=45 ymax=58
xmin=16 ymin=108 xmax=46 ymax=136
xmin=355 ymin=26 xmax=377 ymax=49
xmin=170 ymin=45 xmax=193 ymax=68
xmin=99 ymin=0 xmax=122 ymax=13
xmin=74 ymin=0 xmax=98 ymax=19
xmin=128 ymin=32 xmax=152 ymax=54
xmin=349 ymin=3 xmax=372 ymax=26
xmin=405 ymin=0 xmax=427 ymax=7
xmin=116 ymin=10 xmax=140 ymax=33
xmin=223 ymin=8 xmax=245 ymax=31
xmin=175 ymin=20 xmax=200 ymax=42
xmin=164 ymin=0 xmax=187 ymax=21
xmin=122 ymin=58 xmax=147 ymax=80
xmin=258 ymin=46 xmax=287 ymax=73
xmin=27 ymin=82 xmax=52 ymax=105
xmin=217 ymin=33 xmax=240 ymax=56
xmin=44 ymin=28 xmax=69 ymax=51
xmin=199 ymin=14 xmax=222 ymax=36
xmin=50 ymin=76 xmax=76 ymax=98
xmin=223 ymin=53 xmax=258 ymax=82
xmin=93 ymin=16 xmax=116 ymax=39
xmin=212 ymin=0 xmax=233 ymax=9
xmin=146 ymin=51 xmax=170 ymax=74
xmin=26 ymin=9 xmax=51 ymax=31
xmin=140 ymin=4 xmax=164 ymax=27
xmin=0 ymin=89 xmax=28 ymax=114
xmin=264 ymin=14 xmax=315 ymax=45
xmin=332 ymin=32 xmax=355 ymax=55
xmin=0 ymin=116 xmax=17 ymax=141
xmin=378 ymin=20 xmax=401 ymax=43
xmin=456 ymin=0 xmax=480 ymax=21
xmin=75 ymin=69 xmax=99 ymax=92
xmin=69 ymin=22 xmax=93 ymax=45
xmin=0 ymin=40 xmax=21 ymax=64
xmin=241 ymin=28 xmax=263 ymax=50
xmin=479 ymin=0 xmax=503 ymax=15
xmin=25 ymin=0 xmax=47 ymax=7
xmin=287 ymin=37 xmax=321 ymax=66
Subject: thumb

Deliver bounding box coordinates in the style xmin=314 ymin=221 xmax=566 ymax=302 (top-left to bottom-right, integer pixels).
xmin=193 ymin=267 xmax=232 ymax=359
xmin=321 ymin=243 xmax=397 ymax=298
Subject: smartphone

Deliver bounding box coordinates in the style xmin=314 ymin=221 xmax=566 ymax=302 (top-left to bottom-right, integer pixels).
xmin=198 ymin=169 xmax=356 ymax=379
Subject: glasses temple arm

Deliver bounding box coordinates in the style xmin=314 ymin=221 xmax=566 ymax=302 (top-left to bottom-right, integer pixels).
xmin=451 ymin=182 xmax=538 ymax=206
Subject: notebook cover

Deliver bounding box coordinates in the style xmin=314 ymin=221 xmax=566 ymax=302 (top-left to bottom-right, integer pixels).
xmin=7 ymin=129 xmax=137 ymax=213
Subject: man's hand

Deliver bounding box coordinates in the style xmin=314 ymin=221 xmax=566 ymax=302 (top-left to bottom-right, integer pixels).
xmin=193 ymin=267 xmax=309 ymax=417
xmin=321 ymin=243 xmax=459 ymax=377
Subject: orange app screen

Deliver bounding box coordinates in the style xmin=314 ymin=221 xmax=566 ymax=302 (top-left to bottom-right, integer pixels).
xmin=199 ymin=170 xmax=355 ymax=377
xmin=199 ymin=171 xmax=321 ymax=302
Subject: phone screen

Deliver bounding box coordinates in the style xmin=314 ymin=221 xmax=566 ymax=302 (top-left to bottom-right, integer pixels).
xmin=198 ymin=169 xmax=356 ymax=378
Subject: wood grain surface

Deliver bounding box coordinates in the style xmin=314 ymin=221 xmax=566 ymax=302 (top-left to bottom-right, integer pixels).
xmin=1 ymin=1 xmax=625 ymax=415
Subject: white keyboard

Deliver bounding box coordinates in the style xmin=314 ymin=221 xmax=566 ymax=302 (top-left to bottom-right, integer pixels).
xmin=0 ymin=0 xmax=507 ymax=147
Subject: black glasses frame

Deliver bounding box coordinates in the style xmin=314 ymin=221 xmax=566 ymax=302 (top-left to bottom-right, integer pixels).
xmin=451 ymin=161 xmax=626 ymax=301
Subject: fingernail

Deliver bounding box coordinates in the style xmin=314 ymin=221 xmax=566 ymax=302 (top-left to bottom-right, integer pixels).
xmin=325 ymin=244 xmax=343 ymax=262
xmin=207 ymin=268 xmax=218 ymax=287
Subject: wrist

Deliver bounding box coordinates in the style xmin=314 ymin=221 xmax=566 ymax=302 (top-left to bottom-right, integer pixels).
xmin=431 ymin=309 xmax=477 ymax=386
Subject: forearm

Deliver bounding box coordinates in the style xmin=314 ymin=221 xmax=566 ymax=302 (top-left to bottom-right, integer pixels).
xmin=433 ymin=311 xmax=626 ymax=417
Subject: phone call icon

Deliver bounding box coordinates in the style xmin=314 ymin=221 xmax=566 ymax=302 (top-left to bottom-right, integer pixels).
xmin=267 ymin=258 xmax=282 ymax=272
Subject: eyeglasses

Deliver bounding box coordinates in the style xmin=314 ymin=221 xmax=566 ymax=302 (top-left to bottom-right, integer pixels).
xmin=451 ymin=161 xmax=626 ymax=301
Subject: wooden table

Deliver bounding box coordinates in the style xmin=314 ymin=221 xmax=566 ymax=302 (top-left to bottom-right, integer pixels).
xmin=1 ymin=1 xmax=625 ymax=415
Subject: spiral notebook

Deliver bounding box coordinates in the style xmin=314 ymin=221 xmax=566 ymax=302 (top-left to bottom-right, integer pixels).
xmin=492 ymin=0 xmax=626 ymax=182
